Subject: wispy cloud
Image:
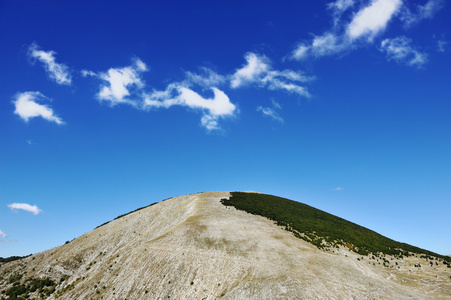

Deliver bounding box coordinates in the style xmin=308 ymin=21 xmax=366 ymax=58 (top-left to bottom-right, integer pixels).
xmin=8 ymin=203 xmax=43 ymax=215
xmin=82 ymin=58 xmax=148 ymax=106
xmin=257 ymin=99 xmax=284 ymax=122
xmin=231 ymin=52 xmax=312 ymax=97
xmin=83 ymin=57 xmax=236 ymax=131
xmin=185 ymin=67 xmax=227 ymax=87
xmin=292 ymin=33 xmax=346 ymax=60
xmin=143 ymin=83 xmax=236 ymax=131
xmin=142 ymin=52 xmax=308 ymax=130
xmin=13 ymin=91 xmax=64 ymax=124
xmin=328 ymin=0 xmax=355 ymax=27
xmin=334 ymin=187 xmax=344 ymax=191
xmin=292 ymin=0 xmax=403 ymax=60
xmin=28 ymin=43 xmax=72 ymax=85
xmin=347 ymin=0 xmax=402 ymax=41
xmin=231 ymin=53 xmax=270 ymax=88
xmin=380 ymin=36 xmax=428 ymax=68
xmin=81 ymin=53 xmax=310 ymax=130
xmin=271 ymin=99 xmax=281 ymax=109
xmin=436 ymin=39 xmax=447 ymax=52
xmin=257 ymin=107 xmax=284 ymax=123
xmin=400 ymin=0 xmax=444 ymax=28
xmin=0 ymin=229 xmax=13 ymax=243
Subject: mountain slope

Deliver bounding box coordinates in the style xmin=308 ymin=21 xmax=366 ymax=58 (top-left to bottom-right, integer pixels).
xmin=1 ymin=192 xmax=450 ymax=299
xmin=222 ymin=192 xmax=451 ymax=261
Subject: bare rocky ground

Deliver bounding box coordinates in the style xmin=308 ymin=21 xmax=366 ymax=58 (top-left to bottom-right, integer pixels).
xmin=1 ymin=192 xmax=450 ymax=299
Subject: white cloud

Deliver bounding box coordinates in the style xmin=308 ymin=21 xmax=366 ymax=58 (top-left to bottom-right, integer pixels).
xmin=8 ymin=203 xmax=43 ymax=215
xmin=380 ymin=36 xmax=428 ymax=68
xmin=84 ymin=58 xmax=237 ymax=131
xmin=257 ymin=106 xmax=284 ymax=123
xmin=334 ymin=187 xmax=344 ymax=191
xmin=81 ymin=70 xmax=97 ymax=77
xmin=400 ymin=0 xmax=444 ymax=28
xmin=0 ymin=229 xmax=12 ymax=243
xmin=328 ymin=0 xmax=355 ymax=27
xmin=292 ymin=45 xmax=310 ymax=60
xmin=178 ymin=87 xmax=235 ymax=117
xmin=257 ymin=99 xmax=284 ymax=122
xmin=232 ymin=53 xmax=312 ymax=97
xmin=437 ymin=39 xmax=447 ymax=52
xmin=263 ymin=75 xmax=310 ymax=97
xmin=185 ymin=67 xmax=226 ymax=87
xmin=28 ymin=43 xmax=72 ymax=85
xmin=231 ymin=53 xmax=270 ymax=88
xmin=328 ymin=0 xmax=355 ymax=15
xmin=82 ymin=53 xmax=309 ymax=130
xmin=347 ymin=0 xmax=402 ymax=41
xmin=144 ymin=84 xmax=236 ymax=131
xmin=312 ymin=33 xmax=343 ymax=55
xmin=200 ymin=114 xmax=221 ymax=131
xmin=294 ymin=32 xmax=347 ymax=60
xmin=84 ymin=58 xmax=148 ymax=106
xmin=271 ymin=99 xmax=281 ymax=109
xmin=13 ymin=91 xmax=64 ymax=124
xmin=419 ymin=0 xmax=444 ymax=18
xmin=292 ymin=0 xmax=402 ymax=60
xmin=418 ymin=0 xmax=444 ymax=18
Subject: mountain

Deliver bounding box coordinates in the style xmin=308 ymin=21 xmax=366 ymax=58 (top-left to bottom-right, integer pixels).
xmin=1 ymin=192 xmax=450 ymax=299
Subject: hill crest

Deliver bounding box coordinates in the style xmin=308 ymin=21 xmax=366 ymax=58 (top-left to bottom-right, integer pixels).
xmin=1 ymin=192 xmax=450 ymax=299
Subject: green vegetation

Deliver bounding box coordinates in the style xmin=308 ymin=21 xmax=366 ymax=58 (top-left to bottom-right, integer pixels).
xmin=0 ymin=256 xmax=30 ymax=264
xmin=55 ymin=277 xmax=82 ymax=298
xmin=7 ymin=274 xmax=23 ymax=284
xmin=221 ymin=192 xmax=451 ymax=262
xmin=1 ymin=276 xmax=56 ymax=300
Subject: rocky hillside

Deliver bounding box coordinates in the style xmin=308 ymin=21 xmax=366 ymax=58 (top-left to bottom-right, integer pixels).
xmin=1 ymin=192 xmax=450 ymax=299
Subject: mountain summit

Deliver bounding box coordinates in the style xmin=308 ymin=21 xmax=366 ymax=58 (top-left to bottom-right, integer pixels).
xmin=1 ymin=192 xmax=450 ymax=299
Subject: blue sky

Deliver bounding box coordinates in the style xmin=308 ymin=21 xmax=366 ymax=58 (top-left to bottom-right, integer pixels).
xmin=1 ymin=0 xmax=450 ymax=257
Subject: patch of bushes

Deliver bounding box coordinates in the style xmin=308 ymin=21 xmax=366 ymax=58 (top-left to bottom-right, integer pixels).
xmin=2 ymin=276 xmax=56 ymax=299
xmin=8 ymin=274 xmax=23 ymax=284
xmin=55 ymin=277 xmax=82 ymax=298
xmin=0 ymin=255 xmax=31 ymax=264
xmin=221 ymin=192 xmax=451 ymax=262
